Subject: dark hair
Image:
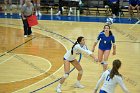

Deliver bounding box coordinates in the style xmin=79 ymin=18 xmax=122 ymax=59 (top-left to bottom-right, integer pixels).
xmin=103 ymin=25 xmax=113 ymax=36
xmin=110 ymin=59 xmax=122 ymax=79
xmin=71 ymin=36 xmax=84 ymax=55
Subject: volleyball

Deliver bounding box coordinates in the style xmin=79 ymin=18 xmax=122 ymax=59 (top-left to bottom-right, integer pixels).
xmin=106 ymin=17 xmax=114 ymax=25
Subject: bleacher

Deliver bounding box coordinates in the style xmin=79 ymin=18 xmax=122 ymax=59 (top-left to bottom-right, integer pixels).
xmin=0 ymin=0 xmax=139 ymax=17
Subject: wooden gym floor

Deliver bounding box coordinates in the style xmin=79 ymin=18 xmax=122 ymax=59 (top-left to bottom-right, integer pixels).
xmin=0 ymin=17 xmax=140 ymax=93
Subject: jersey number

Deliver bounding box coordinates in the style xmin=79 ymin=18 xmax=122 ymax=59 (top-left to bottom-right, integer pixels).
xmin=106 ymin=74 xmax=111 ymax=81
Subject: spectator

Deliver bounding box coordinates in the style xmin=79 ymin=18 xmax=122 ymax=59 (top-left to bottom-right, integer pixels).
xmin=4 ymin=0 xmax=12 ymax=15
xmin=128 ymin=0 xmax=140 ymax=19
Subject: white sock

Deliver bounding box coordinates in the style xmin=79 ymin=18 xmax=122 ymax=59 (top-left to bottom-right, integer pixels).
xmin=76 ymin=80 xmax=80 ymax=84
xmin=69 ymin=7 xmax=72 ymax=12
xmin=57 ymin=83 xmax=62 ymax=88
xmin=62 ymin=7 xmax=64 ymax=11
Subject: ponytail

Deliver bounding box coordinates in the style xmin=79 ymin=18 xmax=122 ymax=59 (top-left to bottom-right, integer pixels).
xmin=71 ymin=41 xmax=78 ymax=55
xmin=110 ymin=59 xmax=122 ymax=79
xmin=71 ymin=36 xmax=84 ymax=55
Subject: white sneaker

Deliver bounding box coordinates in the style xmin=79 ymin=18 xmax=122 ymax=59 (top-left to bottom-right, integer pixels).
xmin=35 ymin=11 xmax=38 ymax=16
xmin=24 ymin=35 xmax=27 ymax=38
xmin=10 ymin=12 xmax=13 ymax=15
xmin=56 ymin=87 xmax=62 ymax=93
xmin=56 ymin=11 xmax=61 ymax=15
xmin=68 ymin=12 xmax=72 ymax=16
xmin=113 ymin=14 xmax=116 ymax=18
xmin=62 ymin=7 xmax=65 ymax=11
xmin=105 ymin=5 xmax=109 ymax=8
xmin=38 ymin=11 xmax=42 ymax=16
xmin=4 ymin=12 xmax=7 ymax=15
xmin=74 ymin=82 xmax=85 ymax=88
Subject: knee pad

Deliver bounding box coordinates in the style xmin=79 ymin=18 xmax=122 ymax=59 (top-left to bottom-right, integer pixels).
xmin=101 ymin=62 xmax=108 ymax=65
xmin=78 ymin=70 xmax=83 ymax=75
xmin=63 ymin=73 xmax=69 ymax=78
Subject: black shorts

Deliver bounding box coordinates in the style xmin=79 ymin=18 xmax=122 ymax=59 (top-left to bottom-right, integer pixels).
xmin=131 ymin=4 xmax=140 ymax=6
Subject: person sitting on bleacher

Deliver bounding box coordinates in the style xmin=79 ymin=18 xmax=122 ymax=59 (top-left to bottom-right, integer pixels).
xmin=56 ymin=0 xmax=65 ymax=15
xmin=4 ymin=0 xmax=12 ymax=15
xmin=128 ymin=0 xmax=140 ymax=19
xmin=108 ymin=0 xmax=120 ymax=18
xmin=56 ymin=0 xmax=82 ymax=16
xmin=33 ymin=0 xmax=42 ymax=16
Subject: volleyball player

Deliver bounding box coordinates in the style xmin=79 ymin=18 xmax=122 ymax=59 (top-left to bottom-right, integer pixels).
xmin=92 ymin=25 xmax=116 ymax=71
xmin=93 ymin=59 xmax=130 ymax=93
xmin=56 ymin=36 xmax=97 ymax=93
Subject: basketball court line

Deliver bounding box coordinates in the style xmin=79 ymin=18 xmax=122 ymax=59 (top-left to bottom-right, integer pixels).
xmin=129 ymin=19 xmax=140 ymax=29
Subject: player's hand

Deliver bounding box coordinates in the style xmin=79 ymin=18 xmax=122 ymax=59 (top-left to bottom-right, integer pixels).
xmin=94 ymin=57 xmax=98 ymax=62
xmin=22 ymin=17 xmax=26 ymax=20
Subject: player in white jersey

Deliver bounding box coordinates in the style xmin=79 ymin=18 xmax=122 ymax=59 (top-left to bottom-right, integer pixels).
xmin=93 ymin=59 xmax=130 ymax=93
xmin=56 ymin=36 xmax=98 ymax=93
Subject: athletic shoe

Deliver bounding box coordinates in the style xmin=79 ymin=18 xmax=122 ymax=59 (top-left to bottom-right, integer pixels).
xmin=56 ymin=86 xmax=62 ymax=93
xmin=74 ymin=82 xmax=85 ymax=88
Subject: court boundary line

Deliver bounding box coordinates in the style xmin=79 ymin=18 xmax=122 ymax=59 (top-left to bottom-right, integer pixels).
xmin=0 ymin=55 xmax=15 ymax=64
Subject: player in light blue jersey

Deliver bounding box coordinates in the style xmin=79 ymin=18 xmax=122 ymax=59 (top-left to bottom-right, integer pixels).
xmin=92 ymin=25 xmax=116 ymax=71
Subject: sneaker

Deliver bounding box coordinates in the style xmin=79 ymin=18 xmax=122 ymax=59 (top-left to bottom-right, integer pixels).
xmin=24 ymin=35 xmax=27 ymax=38
xmin=74 ymin=82 xmax=85 ymax=88
xmin=56 ymin=87 xmax=62 ymax=93
xmin=35 ymin=11 xmax=38 ymax=16
xmin=105 ymin=5 xmax=109 ymax=8
xmin=113 ymin=14 xmax=116 ymax=18
xmin=4 ymin=12 xmax=7 ymax=16
xmin=19 ymin=12 xmax=21 ymax=15
xmin=10 ymin=12 xmax=13 ymax=15
xmin=38 ymin=11 xmax=42 ymax=16
xmin=68 ymin=12 xmax=72 ymax=16
xmin=62 ymin=7 xmax=65 ymax=11
xmin=56 ymin=11 xmax=61 ymax=15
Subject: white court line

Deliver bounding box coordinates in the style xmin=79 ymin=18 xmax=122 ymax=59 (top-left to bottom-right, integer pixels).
xmin=129 ymin=19 xmax=140 ymax=29
xmin=13 ymin=30 xmax=68 ymax=93
xmin=0 ymin=54 xmax=52 ymax=83
xmin=0 ymin=54 xmax=15 ymax=65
